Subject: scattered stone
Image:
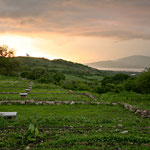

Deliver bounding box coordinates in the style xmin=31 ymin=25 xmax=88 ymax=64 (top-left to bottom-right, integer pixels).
xmin=118 ymin=124 xmax=123 ymax=128
xmin=20 ymin=101 xmax=25 ymax=104
xmin=115 ymin=129 xmax=119 ymax=132
xmin=70 ymin=101 xmax=75 ymax=105
xmin=112 ymin=103 xmax=118 ymax=106
xmin=120 ymin=130 xmax=128 ymax=134
xmin=25 ymin=146 xmax=30 ymax=150
xmin=68 ymin=90 xmax=74 ymax=94
xmin=83 ymin=92 xmax=97 ymax=100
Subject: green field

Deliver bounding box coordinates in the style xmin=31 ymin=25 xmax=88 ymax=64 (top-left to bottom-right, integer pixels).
xmin=0 ymin=76 xmax=150 ymax=149
xmin=0 ymin=105 xmax=150 ymax=149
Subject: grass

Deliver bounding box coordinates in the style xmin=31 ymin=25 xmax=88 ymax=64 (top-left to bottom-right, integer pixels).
xmin=84 ymin=75 xmax=104 ymax=81
xmin=32 ymin=83 xmax=61 ymax=89
xmin=31 ymin=88 xmax=68 ymax=93
xmin=0 ymin=76 xmax=150 ymax=149
xmin=0 ymin=93 xmax=91 ymax=101
xmin=65 ymin=74 xmax=89 ymax=82
xmin=96 ymin=91 xmax=150 ymax=110
xmin=0 ymin=105 xmax=150 ymax=149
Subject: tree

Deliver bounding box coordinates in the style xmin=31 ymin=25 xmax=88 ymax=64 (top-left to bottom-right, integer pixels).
xmin=7 ymin=49 xmax=15 ymax=57
xmin=136 ymin=68 xmax=150 ymax=93
xmin=0 ymin=57 xmax=20 ymax=76
xmin=28 ymin=67 xmax=47 ymax=80
xmin=0 ymin=45 xmax=15 ymax=57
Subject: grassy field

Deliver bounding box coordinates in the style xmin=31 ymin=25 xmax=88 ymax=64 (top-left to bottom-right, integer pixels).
xmin=65 ymin=74 xmax=89 ymax=82
xmin=95 ymin=92 xmax=150 ymax=111
xmin=0 ymin=105 xmax=150 ymax=149
xmin=0 ymin=76 xmax=150 ymax=149
xmin=0 ymin=93 xmax=91 ymax=101
xmin=84 ymin=75 xmax=104 ymax=81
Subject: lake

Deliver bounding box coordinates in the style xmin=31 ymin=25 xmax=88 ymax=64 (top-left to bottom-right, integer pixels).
xmin=97 ymin=67 xmax=144 ymax=72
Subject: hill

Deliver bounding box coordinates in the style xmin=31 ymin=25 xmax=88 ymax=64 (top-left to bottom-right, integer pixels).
xmin=87 ymin=55 xmax=150 ymax=69
xmin=14 ymin=56 xmax=102 ymax=76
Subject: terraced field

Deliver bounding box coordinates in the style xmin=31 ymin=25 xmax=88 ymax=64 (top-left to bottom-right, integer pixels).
xmin=0 ymin=76 xmax=150 ymax=149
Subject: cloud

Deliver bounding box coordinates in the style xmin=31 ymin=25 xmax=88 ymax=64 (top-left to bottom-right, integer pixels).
xmin=0 ymin=0 xmax=150 ymax=40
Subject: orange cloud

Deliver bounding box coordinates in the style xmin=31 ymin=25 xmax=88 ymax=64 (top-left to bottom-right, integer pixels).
xmin=0 ymin=0 xmax=150 ymax=40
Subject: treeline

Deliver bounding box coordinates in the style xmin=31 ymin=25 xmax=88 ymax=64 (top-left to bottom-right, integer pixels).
xmin=95 ymin=70 xmax=150 ymax=94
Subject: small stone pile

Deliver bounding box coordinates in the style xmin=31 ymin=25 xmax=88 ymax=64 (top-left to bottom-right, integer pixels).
xmin=83 ymin=92 xmax=97 ymax=100
xmin=68 ymin=90 xmax=97 ymax=100
xmin=119 ymin=102 xmax=150 ymax=118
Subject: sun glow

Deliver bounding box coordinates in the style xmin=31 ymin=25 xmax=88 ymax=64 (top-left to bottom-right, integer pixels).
xmin=0 ymin=34 xmax=59 ymax=60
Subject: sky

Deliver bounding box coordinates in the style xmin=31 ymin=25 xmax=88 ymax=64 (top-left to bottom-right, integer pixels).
xmin=0 ymin=0 xmax=150 ymax=63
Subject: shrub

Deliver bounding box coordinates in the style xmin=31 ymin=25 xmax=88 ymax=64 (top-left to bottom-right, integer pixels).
xmin=136 ymin=68 xmax=150 ymax=94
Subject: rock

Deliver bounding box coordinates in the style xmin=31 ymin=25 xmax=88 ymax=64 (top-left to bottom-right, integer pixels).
xmin=118 ymin=124 xmax=123 ymax=128
xmin=20 ymin=101 xmax=25 ymax=104
xmin=25 ymin=146 xmax=30 ymax=150
xmin=112 ymin=103 xmax=118 ymax=106
xmin=115 ymin=129 xmax=119 ymax=132
xmin=120 ymin=130 xmax=128 ymax=134
xmin=0 ymin=101 xmax=4 ymax=105
xmin=135 ymin=109 xmax=141 ymax=115
xmin=70 ymin=101 xmax=75 ymax=105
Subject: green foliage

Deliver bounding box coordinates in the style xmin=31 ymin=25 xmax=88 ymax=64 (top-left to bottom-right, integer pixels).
xmin=123 ymin=78 xmax=137 ymax=92
xmin=20 ymin=71 xmax=30 ymax=78
xmin=0 ymin=105 xmax=150 ymax=149
xmin=136 ymin=68 xmax=150 ymax=93
xmin=62 ymin=80 xmax=75 ymax=89
xmin=98 ymin=73 xmax=135 ymax=94
xmin=23 ymin=123 xmax=40 ymax=144
xmin=15 ymin=56 xmax=104 ymax=77
xmin=0 ymin=57 xmax=20 ymax=76
xmin=0 ymin=117 xmax=9 ymax=128
xmin=20 ymin=67 xmax=66 ymax=84
xmin=102 ymin=73 xmax=130 ymax=86
xmin=28 ymin=67 xmax=47 ymax=80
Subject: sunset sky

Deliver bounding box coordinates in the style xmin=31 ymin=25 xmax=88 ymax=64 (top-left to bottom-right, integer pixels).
xmin=0 ymin=0 xmax=150 ymax=63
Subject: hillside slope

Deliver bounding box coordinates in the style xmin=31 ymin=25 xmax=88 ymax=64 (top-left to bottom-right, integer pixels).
xmin=87 ymin=55 xmax=150 ymax=69
xmin=15 ymin=56 xmax=102 ymax=75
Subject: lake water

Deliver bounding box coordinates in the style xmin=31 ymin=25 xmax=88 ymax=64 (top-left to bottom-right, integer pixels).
xmin=96 ymin=67 xmax=144 ymax=72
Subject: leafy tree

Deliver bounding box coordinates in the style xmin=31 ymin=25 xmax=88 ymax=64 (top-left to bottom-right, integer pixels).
xmin=52 ymin=72 xmax=65 ymax=84
xmin=124 ymin=78 xmax=137 ymax=92
xmin=28 ymin=67 xmax=47 ymax=80
xmin=136 ymin=68 xmax=150 ymax=93
xmin=112 ymin=73 xmax=130 ymax=83
xmin=21 ymin=71 xmax=31 ymax=78
xmin=0 ymin=45 xmax=15 ymax=57
xmin=0 ymin=46 xmax=19 ymax=76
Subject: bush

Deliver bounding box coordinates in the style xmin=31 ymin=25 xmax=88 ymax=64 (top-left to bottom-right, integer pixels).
xmin=136 ymin=68 xmax=150 ymax=94
xmin=28 ymin=67 xmax=47 ymax=80
xmin=124 ymin=78 xmax=137 ymax=92
xmin=62 ymin=80 xmax=75 ymax=89
xmin=0 ymin=57 xmax=20 ymax=76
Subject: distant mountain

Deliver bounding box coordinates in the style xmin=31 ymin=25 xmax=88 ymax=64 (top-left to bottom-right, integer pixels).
xmin=87 ymin=55 xmax=150 ymax=69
